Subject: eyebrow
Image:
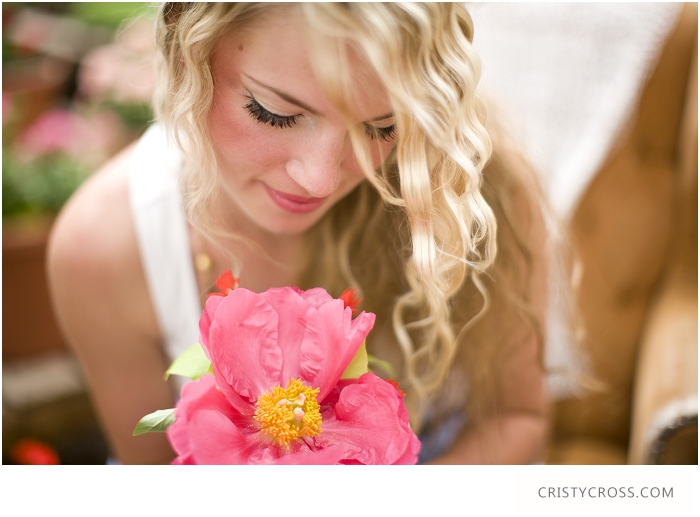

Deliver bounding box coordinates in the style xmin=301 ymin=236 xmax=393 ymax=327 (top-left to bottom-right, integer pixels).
xmin=244 ymin=74 xmax=393 ymax=123
xmin=369 ymin=112 xmax=394 ymax=122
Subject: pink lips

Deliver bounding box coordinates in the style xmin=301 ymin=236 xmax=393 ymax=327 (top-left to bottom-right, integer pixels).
xmin=263 ymin=184 xmax=327 ymax=214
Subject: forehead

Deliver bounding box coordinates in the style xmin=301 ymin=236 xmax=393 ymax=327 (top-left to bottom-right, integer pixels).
xmin=211 ymin=7 xmax=391 ymax=121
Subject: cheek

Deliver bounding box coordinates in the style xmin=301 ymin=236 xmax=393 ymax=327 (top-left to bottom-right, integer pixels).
xmin=364 ymin=141 xmax=395 ymax=175
xmin=375 ymin=141 xmax=395 ymax=166
xmin=345 ymin=139 xmax=394 ymax=173
xmin=208 ymin=97 xmax=289 ymax=174
xmin=338 ymin=141 xmax=394 ymax=198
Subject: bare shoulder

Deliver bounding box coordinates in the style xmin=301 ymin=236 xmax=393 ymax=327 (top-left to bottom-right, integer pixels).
xmin=47 ymin=141 xmax=159 ymax=345
xmin=50 ymin=142 xmax=134 ymax=269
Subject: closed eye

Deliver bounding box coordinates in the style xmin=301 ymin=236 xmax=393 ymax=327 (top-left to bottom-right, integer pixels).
xmin=244 ymin=95 xmax=298 ymax=128
xmin=364 ymin=123 xmax=396 ymax=142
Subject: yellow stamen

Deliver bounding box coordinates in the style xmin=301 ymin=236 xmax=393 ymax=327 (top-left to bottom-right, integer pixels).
xmin=254 ymin=378 xmax=322 ymax=448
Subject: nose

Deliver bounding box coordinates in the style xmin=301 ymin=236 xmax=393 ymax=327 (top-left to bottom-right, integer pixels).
xmin=285 ymin=126 xmax=349 ymax=198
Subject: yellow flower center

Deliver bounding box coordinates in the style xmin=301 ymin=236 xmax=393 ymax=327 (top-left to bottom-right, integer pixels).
xmin=254 ymin=378 xmax=322 ymax=448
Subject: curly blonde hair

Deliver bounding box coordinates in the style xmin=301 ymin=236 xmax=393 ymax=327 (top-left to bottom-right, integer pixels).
xmin=154 ymin=2 xmax=543 ymax=433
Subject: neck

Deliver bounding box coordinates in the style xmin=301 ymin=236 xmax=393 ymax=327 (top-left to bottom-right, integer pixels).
xmin=199 ymin=202 xmax=308 ymax=293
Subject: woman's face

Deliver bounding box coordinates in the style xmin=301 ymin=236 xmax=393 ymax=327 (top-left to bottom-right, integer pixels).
xmin=208 ymin=8 xmax=395 ymax=236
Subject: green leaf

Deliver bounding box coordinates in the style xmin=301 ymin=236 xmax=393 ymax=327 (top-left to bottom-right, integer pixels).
xmin=133 ymin=408 xmax=176 ymax=436
xmin=164 ymin=343 xmax=212 ymax=381
xmin=367 ymin=354 xmax=397 ymax=378
xmin=341 ymin=340 xmax=369 ymax=379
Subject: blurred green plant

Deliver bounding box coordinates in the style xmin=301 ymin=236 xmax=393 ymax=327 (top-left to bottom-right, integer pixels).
xmin=1 ymin=2 xmax=158 ymax=221
xmin=2 ymin=33 xmax=19 ymax=63
xmin=100 ymin=99 xmax=154 ymax=130
xmin=2 ymin=149 xmax=90 ymax=218
xmin=68 ymin=2 xmax=158 ymax=28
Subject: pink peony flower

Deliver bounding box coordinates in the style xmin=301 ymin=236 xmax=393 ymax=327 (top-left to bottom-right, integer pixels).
xmin=166 ymin=286 xmax=420 ymax=464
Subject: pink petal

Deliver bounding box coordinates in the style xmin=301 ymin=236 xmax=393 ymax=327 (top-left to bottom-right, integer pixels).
xmin=167 ymin=375 xmax=263 ymax=464
xmin=213 ymin=375 xmax=255 ymax=416
xmin=187 ymin=410 xmax=262 ymax=464
xmin=167 ymin=375 xmax=241 ymax=462
xmin=246 ymin=445 xmax=283 ymax=464
xmin=260 ymin=287 xmax=315 ymax=381
xmin=298 ymin=287 xmax=334 ymax=309
xmin=197 ymin=297 xmax=257 ymax=414
xmin=166 ymin=416 xmax=195 ymax=464
xmin=200 ymin=294 xmax=272 ymax=413
xmin=272 ymin=444 xmax=348 ymax=465
xmin=207 ymin=289 xmax=283 ymax=401
xmin=198 ymin=294 xmax=225 ymax=359
xmin=300 ymin=302 xmax=375 ymax=401
xmin=318 ymin=373 xmax=420 ymax=464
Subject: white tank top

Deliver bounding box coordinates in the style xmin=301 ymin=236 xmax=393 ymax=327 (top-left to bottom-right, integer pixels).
xmin=127 ymin=124 xmax=201 ymax=394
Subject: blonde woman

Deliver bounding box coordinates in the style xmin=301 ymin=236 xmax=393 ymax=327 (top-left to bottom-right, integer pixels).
xmin=48 ymin=2 xmax=548 ymax=465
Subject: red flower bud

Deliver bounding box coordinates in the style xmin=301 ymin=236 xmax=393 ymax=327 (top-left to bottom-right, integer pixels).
xmin=208 ymin=270 xmax=240 ymax=298
xmin=385 ymin=378 xmax=406 ymax=398
xmin=339 ymin=287 xmax=362 ymax=316
xmin=11 ymin=438 xmax=60 ymax=465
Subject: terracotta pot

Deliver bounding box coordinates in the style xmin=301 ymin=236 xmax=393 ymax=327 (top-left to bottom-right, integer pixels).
xmin=2 ymin=214 xmax=68 ymax=360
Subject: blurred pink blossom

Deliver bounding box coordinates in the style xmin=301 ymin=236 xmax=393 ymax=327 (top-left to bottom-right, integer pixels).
xmin=15 ymin=108 xmax=122 ymax=164
xmin=78 ymin=20 xmax=156 ymax=103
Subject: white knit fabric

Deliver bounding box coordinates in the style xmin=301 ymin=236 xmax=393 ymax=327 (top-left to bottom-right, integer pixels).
xmin=470 ymin=2 xmax=682 ymax=219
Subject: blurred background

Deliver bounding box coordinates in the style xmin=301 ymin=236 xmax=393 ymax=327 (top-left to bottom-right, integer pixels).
xmin=3 ymin=2 xmax=158 ymax=464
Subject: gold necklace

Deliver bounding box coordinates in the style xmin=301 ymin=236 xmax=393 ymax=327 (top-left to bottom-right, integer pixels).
xmin=194 ymin=251 xmax=212 ymax=274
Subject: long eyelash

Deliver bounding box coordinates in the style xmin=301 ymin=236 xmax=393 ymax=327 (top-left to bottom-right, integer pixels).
xmin=364 ymin=123 xmax=396 ymax=142
xmin=244 ymin=96 xmax=298 ymax=128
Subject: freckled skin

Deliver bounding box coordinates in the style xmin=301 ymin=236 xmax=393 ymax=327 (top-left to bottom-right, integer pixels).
xmin=208 ymin=9 xmax=395 ymax=237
